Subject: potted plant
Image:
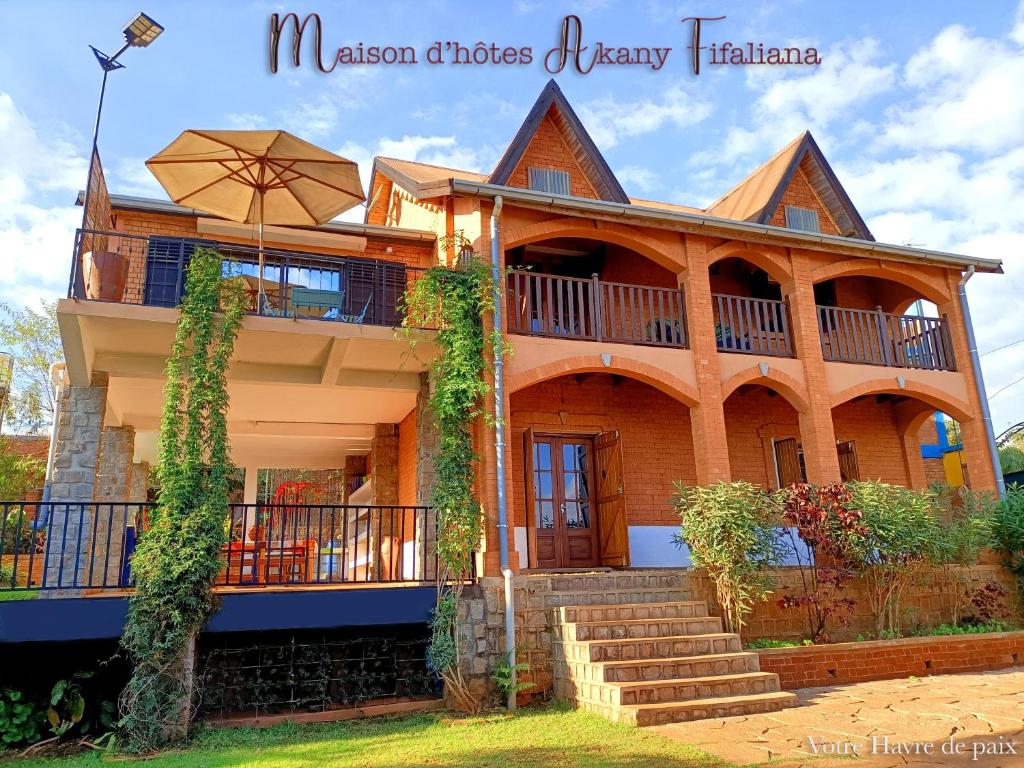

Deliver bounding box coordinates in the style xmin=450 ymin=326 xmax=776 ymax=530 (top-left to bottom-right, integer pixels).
xmin=82 ymin=250 xmax=130 ymax=302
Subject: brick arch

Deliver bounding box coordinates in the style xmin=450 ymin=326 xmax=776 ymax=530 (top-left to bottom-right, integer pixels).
xmin=830 ymin=378 xmax=973 ymax=424
xmin=720 ymin=366 xmax=811 ymax=413
xmin=810 ymin=260 xmax=951 ymax=305
xmin=706 ymin=241 xmax=791 ymax=285
xmin=506 ymin=355 xmax=700 ymax=407
xmin=502 ymin=218 xmax=683 ymax=273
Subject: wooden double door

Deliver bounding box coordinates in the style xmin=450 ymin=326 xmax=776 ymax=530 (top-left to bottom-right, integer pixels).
xmin=524 ymin=430 xmax=629 ymax=570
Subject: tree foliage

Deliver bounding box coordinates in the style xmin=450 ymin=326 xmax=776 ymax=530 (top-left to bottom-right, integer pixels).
xmin=119 ymin=249 xmax=245 ymax=751
xmin=672 ymin=481 xmax=782 ymax=634
xmin=0 ymin=300 xmax=63 ymax=434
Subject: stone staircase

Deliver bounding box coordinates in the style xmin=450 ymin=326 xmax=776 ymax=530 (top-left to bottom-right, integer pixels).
xmin=552 ymin=595 xmax=798 ymax=726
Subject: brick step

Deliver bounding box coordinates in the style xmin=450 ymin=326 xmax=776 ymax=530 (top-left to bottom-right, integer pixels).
xmin=557 ymin=633 xmax=743 ymax=663
xmin=556 ymin=616 xmax=724 ymax=642
xmin=544 ymin=589 xmax=693 ymax=608
xmin=580 ymin=671 xmax=780 ymax=707
xmin=543 ymin=574 xmax=691 ymax=594
xmin=554 ymin=601 xmax=709 ymax=624
xmin=582 ymin=690 xmax=798 ymax=727
xmin=557 ymin=650 xmax=762 ymax=684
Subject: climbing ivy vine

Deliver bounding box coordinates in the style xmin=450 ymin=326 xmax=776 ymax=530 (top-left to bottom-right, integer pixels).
xmin=120 ymin=248 xmax=245 ymax=751
xmin=403 ymin=256 xmax=494 ymax=712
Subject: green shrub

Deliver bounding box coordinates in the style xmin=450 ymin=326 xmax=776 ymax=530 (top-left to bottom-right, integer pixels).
xmin=0 ymin=688 xmax=44 ymax=749
xmin=993 ymin=484 xmax=1024 ymax=605
xmin=928 ymin=487 xmax=996 ymax=625
xmin=673 ymin=481 xmax=782 ymax=635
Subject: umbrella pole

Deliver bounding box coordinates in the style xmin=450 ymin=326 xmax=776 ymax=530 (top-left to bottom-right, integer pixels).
xmin=257 ymin=189 xmax=265 ymax=309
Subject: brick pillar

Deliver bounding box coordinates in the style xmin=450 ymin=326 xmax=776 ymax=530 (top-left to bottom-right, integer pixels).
xmin=44 ymin=372 xmax=108 ymax=594
xmin=370 ymin=424 xmax=399 ymax=505
xmin=681 ymin=235 xmax=731 ymax=483
xmin=129 ymin=461 xmax=149 ymax=503
xmin=92 ymin=425 xmax=136 ymax=587
xmin=342 ymin=455 xmax=365 ymax=503
xmin=415 ymin=373 xmax=439 ymax=579
xmin=938 ymin=278 xmax=998 ymax=492
xmin=786 ymin=251 xmax=842 ymax=484
xmin=893 ymin=403 xmax=931 ymax=489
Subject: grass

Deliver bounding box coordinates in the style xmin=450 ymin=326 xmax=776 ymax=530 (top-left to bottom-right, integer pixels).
xmin=0 ymin=590 xmax=38 ymax=601
xmin=7 ymin=703 xmax=734 ymax=768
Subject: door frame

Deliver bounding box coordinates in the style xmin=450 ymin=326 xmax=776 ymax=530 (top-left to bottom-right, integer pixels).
xmin=523 ymin=429 xmax=602 ymax=570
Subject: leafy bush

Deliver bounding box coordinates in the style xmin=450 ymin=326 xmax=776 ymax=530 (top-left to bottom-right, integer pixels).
xmin=993 ymin=484 xmax=1024 ymax=606
xmin=0 ymin=438 xmax=45 ymax=501
xmin=492 ymin=651 xmax=534 ymax=699
xmin=911 ymin=619 xmax=1015 ymax=636
xmin=846 ymin=481 xmax=940 ymax=638
xmin=744 ymin=638 xmax=811 ymax=649
xmin=963 ymin=580 xmax=1010 ymax=624
xmin=673 ymin=481 xmax=782 ymax=635
xmin=999 ymin=445 xmax=1024 ymax=475
xmin=0 ymin=688 xmax=44 ymax=749
xmin=928 ymin=486 xmax=997 ymax=625
xmin=776 ymin=483 xmax=864 ymax=643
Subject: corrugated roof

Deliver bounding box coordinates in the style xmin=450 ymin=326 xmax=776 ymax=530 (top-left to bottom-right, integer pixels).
xmin=374 ymin=156 xmax=487 ymax=185
xmin=706 ymin=133 xmax=805 ymax=221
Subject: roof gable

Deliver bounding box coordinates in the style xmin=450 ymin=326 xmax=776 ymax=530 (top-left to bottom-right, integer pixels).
xmin=488 ymin=79 xmax=629 ymax=204
xmin=707 ymin=132 xmax=873 ymax=241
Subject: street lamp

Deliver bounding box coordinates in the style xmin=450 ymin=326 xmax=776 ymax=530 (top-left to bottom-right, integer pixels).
xmin=79 ymin=12 xmax=164 ymax=235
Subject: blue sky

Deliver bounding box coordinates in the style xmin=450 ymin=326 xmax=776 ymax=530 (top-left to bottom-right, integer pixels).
xmin=2 ymin=0 xmax=1023 ymax=432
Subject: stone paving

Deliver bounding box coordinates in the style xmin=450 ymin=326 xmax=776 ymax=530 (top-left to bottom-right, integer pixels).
xmin=655 ymin=669 xmax=1024 ymax=767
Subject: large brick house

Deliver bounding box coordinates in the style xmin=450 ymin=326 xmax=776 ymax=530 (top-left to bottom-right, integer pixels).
xmin=8 ymin=79 xmax=1006 ymax=721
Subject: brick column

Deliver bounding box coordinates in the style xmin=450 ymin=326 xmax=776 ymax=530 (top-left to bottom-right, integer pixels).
xmin=370 ymin=424 xmax=399 ymax=505
xmin=44 ymin=372 xmax=108 ymax=594
xmin=786 ymin=251 xmax=842 ymax=484
xmin=680 ymin=235 xmax=731 ymax=483
xmin=92 ymin=425 xmax=136 ymax=587
xmin=129 ymin=461 xmax=149 ymax=503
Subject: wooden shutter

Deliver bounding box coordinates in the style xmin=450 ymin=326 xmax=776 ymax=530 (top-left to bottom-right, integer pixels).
xmin=774 ymin=438 xmax=802 ymax=487
xmin=837 ymin=440 xmax=861 ymax=482
xmin=594 ymin=431 xmax=629 ymax=567
xmin=522 ymin=427 xmax=538 ymax=569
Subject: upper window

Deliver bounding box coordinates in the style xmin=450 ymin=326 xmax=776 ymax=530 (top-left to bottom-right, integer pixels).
xmin=784 ymin=205 xmax=820 ymax=233
xmin=528 ymin=167 xmax=571 ymax=196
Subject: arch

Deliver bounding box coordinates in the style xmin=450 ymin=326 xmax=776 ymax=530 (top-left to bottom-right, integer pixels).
xmin=706 ymin=241 xmax=792 ymax=286
xmin=506 ymin=354 xmax=700 ymax=408
xmin=720 ymin=365 xmax=811 ymax=414
xmin=502 ymin=217 xmax=683 ymax=273
xmin=830 ymin=377 xmax=973 ymax=424
xmin=810 ymin=259 xmax=950 ymax=305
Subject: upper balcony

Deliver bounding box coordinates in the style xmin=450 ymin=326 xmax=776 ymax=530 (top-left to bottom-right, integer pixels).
xmin=69 ymin=228 xmax=424 ymax=329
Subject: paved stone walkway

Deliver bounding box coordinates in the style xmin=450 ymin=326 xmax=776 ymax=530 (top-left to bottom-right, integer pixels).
xmin=655 ymin=669 xmax=1024 ymax=767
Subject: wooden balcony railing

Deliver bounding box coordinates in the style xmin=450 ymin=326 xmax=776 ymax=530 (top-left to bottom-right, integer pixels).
xmin=712 ymin=293 xmax=793 ymax=357
xmin=818 ymin=306 xmax=956 ymax=371
xmin=507 ymin=271 xmax=687 ymax=348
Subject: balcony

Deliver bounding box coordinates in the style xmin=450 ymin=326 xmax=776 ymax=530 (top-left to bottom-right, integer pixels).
xmin=712 ymin=293 xmax=794 ymax=357
xmin=69 ymin=228 xmax=423 ymax=329
xmin=507 ymin=271 xmax=687 ymax=348
xmin=817 ymin=306 xmax=956 ymax=371
xmin=0 ymin=501 xmax=439 ymax=593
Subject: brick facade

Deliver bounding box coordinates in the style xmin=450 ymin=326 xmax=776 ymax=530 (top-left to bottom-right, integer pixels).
xmin=507 ymin=110 xmax=600 ymax=199
xmin=397 ymin=407 xmax=417 ymax=507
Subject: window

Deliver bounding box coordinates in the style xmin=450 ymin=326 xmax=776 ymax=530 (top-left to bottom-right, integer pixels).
xmin=527 ymin=167 xmax=571 ymax=196
xmin=773 ymin=437 xmax=808 ymax=487
xmin=785 ymin=205 xmax=820 ymax=233
xmin=837 ymin=440 xmax=860 ymax=482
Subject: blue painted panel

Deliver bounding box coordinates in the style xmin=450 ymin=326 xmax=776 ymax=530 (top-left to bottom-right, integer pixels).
xmin=0 ymin=586 xmax=437 ymax=644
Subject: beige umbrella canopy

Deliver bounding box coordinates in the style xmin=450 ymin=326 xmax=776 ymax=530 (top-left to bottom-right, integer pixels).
xmin=146 ymin=129 xmax=365 ymax=296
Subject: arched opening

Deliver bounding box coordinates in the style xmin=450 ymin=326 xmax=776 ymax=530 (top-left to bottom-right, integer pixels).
xmin=509 ymin=372 xmax=696 ymax=570
xmin=709 ymin=257 xmax=794 ymax=357
xmin=723 ymin=384 xmax=805 ymax=489
xmin=505 ymin=236 xmax=687 ymax=348
xmin=814 ymin=275 xmax=955 ymax=371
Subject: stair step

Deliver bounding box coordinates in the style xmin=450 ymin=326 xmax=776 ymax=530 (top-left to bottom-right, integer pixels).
xmin=543 ymin=590 xmax=693 ymax=608
xmin=583 ymin=690 xmax=798 ymax=727
xmin=557 ymin=616 xmax=723 ymax=641
xmin=563 ymin=651 xmax=763 ymax=684
xmin=554 ymin=601 xmax=709 ymax=624
xmin=607 ymin=672 xmax=780 ymax=706
xmin=557 ymin=633 xmax=743 ymax=663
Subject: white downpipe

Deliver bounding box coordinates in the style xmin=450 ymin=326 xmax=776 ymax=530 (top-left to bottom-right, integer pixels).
xmin=489 ymin=195 xmax=516 ymax=709
xmin=958 ymin=266 xmax=1006 ymax=498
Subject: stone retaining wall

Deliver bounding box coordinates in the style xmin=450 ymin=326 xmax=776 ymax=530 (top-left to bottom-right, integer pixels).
xmin=757 ymin=631 xmax=1024 ymax=689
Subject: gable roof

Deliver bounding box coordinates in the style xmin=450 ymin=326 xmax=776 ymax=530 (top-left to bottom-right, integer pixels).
xmin=707 ymin=131 xmax=873 ymax=241
xmin=487 ymin=79 xmax=630 ymax=204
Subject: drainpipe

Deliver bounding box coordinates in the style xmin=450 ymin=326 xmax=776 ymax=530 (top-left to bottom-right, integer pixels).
xmin=958 ymin=266 xmax=1006 ymax=498
xmin=33 ymin=364 xmax=66 ymax=529
xmin=489 ymin=195 xmax=516 ymax=709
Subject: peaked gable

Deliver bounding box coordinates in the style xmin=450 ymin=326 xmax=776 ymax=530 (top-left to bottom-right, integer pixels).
xmin=489 ymin=79 xmax=629 ymax=204
xmin=708 ymin=132 xmax=873 ymax=241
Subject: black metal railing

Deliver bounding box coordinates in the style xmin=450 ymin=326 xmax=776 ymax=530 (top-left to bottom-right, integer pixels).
xmin=0 ymin=501 xmax=438 ymax=592
xmin=712 ymin=293 xmax=793 ymax=357
xmin=818 ymin=306 xmax=956 ymax=371
xmin=69 ymin=228 xmax=426 ymax=329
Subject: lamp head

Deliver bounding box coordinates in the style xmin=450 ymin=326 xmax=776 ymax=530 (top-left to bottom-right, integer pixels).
xmin=122 ymin=12 xmax=163 ymax=47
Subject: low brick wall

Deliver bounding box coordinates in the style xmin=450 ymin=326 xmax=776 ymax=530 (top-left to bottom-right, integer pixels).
xmin=758 ymin=631 xmax=1024 ymax=690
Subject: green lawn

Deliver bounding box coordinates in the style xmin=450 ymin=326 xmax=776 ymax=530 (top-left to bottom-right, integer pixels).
xmin=10 ymin=704 xmax=733 ymax=768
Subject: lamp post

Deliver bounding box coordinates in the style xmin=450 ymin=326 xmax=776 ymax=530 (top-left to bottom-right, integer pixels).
xmin=78 ymin=12 xmax=164 ymax=236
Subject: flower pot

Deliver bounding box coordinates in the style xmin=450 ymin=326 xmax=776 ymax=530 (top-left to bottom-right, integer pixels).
xmin=83 ymin=250 xmax=129 ymax=302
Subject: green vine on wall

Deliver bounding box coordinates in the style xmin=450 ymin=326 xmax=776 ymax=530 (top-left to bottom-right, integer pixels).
xmin=119 ymin=248 xmax=245 ymax=751
xmin=403 ymin=257 xmax=493 ymax=712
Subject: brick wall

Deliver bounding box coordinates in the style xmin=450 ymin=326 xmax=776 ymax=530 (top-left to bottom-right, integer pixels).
xmin=397 ymin=407 xmax=417 ymax=507
xmin=831 ymin=397 xmax=910 ymax=485
xmin=767 ymin=159 xmax=840 ymax=235
xmin=724 ymin=387 xmax=801 ymax=488
xmin=509 ymin=374 xmax=697 ymax=528
xmin=831 ymin=275 xmax=919 ymax=313
xmin=507 ymin=110 xmax=600 ymax=199
xmin=599 ymin=246 xmax=678 ymax=288
xmin=758 ymin=632 xmax=1024 ymax=690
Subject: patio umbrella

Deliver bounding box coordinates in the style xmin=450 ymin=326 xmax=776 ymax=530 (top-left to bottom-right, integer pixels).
xmin=146 ymin=130 xmax=365 ymax=298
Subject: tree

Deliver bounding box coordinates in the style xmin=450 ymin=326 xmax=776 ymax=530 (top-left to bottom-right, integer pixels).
xmin=999 ymin=445 xmax=1024 ymax=475
xmin=0 ymin=300 xmax=63 ymax=434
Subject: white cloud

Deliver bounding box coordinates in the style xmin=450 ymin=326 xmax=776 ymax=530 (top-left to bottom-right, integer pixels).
xmin=110 ymin=157 xmax=167 ymax=199
xmin=1014 ymin=0 xmax=1024 ymax=45
xmin=276 ymin=68 xmax=380 ymax=139
xmin=225 ymin=113 xmax=268 ymax=130
xmin=0 ymin=92 xmax=85 ymax=305
xmin=616 ymin=165 xmax=659 ymax=195
xmin=577 ymin=86 xmax=713 ymax=150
